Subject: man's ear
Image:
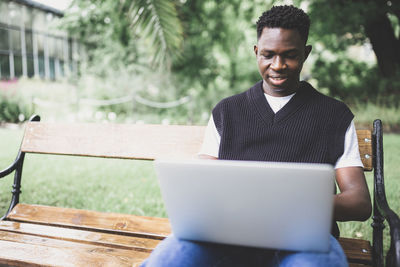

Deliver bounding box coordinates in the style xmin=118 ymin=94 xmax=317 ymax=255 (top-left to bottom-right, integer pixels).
xmin=254 ymin=45 xmax=258 ymax=56
xmin=304 ymin=45 xmax=312 ymax=60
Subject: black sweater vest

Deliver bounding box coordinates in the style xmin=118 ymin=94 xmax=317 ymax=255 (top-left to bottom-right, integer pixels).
xmin=212 ymin=81 xmax=354 ymax=238
xmin=212 ymin=81 xmax=353 ymax=165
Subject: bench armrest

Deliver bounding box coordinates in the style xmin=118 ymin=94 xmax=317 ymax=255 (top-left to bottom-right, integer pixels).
xmin=0 ymin=151 xmax=24 ymax=179
xmin=0 ymin=115 xmax=38 ymax=220
xmin=0 ymin=114 xmax=40 ymax=179
xmin=372 ymin=119 xmax=400 ymax=267
xmin=0 ymin=150 xmax=25 ymax=220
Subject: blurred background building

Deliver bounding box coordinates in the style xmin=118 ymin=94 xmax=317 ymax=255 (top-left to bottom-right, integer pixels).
xmin=0 ymin=0 xmax=79 ymax=80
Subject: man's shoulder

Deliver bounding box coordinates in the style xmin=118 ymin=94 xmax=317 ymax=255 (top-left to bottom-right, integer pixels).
xmin=213 ymin=81 xmax=261 ymax=110
xmin=215 ymin=91 xmax=247 ymax=107
xmin=303 ymin=81 xmax=351 ymax=111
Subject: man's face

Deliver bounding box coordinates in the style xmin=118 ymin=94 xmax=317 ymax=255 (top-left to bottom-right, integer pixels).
xmin=254 ymin=27 xmax=311 ymax=97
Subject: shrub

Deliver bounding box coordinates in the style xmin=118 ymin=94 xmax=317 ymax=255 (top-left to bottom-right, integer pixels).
xmin=0 ymin=92 xmax=31 ymax=123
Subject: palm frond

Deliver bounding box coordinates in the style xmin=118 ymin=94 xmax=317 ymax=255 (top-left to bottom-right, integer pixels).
xmin=129 ymin=0 xmax=183 ymax=68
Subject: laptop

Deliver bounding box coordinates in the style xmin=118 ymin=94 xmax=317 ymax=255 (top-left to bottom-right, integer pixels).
xmin=154 ymin=159 xmax=335 ymax=252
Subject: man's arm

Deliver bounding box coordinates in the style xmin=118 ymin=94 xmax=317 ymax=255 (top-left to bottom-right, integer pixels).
xmin=197 ymin=116 xmax=220 ymax=160
xmin=334 ymin=166 xmax=372 ymax=221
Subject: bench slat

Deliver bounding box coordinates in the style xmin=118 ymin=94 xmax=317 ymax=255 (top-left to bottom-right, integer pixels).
xmin=21 ymin=122 xmax=205 ymax=160
xmin=0 ymin=232 xmax=149 ymax=267
xmin=21 ymin=122 xmax=373 ymax=170
xmin=6 ymin=204 xmax=372 ymax=265
xmin=0 ymin=221 xmax=160 ymax=252
xmin=7 ymin=204 xmax=171 ymax=238
xmin=356 ymin=130 xmax=373 ymax=171
xmin=338 ymin=237 xmax=372 ymax=264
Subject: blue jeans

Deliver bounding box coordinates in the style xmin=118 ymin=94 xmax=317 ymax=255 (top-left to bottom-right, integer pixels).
xmin=141 ymin=235 xmax=348 ymax=267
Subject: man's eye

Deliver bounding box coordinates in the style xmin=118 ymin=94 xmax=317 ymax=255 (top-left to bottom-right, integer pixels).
xmin=285 ymin=53 xmax=298 ymax=59
xmin=263 ymin=54 xmax=273 ymax=59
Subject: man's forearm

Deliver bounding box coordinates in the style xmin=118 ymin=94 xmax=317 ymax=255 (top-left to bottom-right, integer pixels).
xmin=334 ymin=191 xmax=371 ymax=221
xmin=334 ymin=167 xmax=372 ymax=222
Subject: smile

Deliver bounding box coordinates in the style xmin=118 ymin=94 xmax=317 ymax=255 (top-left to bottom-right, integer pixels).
xmin=268 ymin=76 xmax=288 ymax=85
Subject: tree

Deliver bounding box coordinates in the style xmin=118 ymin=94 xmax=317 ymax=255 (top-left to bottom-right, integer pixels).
xmin=62 ymin=0 xmax=183 ymax=69
xmin=61 ymin=0 xmax=399 ymax=114
xmin=306 ymin=0 xmax=400 ymax=78
xmin=60 ymin=0 xmax=273 ymax=121
xmin=291 ymin=0 xmax=400 ymax=104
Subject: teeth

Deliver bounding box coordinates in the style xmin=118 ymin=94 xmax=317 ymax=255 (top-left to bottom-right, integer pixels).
xmin=270 ymin=77 xmax=286 ymax=80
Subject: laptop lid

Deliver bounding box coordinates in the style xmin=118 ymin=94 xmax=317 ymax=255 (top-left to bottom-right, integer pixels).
xmin=154 ymin=159 xmax=335 ymax=252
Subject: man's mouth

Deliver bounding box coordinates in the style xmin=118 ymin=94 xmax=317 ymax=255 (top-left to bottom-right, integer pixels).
xmin=268 ymin=76 xmax=288 ymax=85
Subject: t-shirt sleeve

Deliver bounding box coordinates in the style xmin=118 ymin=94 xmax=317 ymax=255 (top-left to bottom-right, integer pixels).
xmin=198 ymin=115 xmax=221 ymax=157
xmin=334 ymin=120 xmax=364 ymax=169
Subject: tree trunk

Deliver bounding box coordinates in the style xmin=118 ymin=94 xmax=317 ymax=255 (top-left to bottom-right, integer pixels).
xmin=364 ymin=12 xmax=400 ymax=77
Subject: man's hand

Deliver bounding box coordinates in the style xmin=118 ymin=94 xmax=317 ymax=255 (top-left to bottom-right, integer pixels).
xmin=334 ymin=167 xmax=372 ymax=221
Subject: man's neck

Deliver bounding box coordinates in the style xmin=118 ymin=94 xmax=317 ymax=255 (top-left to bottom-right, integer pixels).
xmin=262 ymin=80 xmax=300 ymax=97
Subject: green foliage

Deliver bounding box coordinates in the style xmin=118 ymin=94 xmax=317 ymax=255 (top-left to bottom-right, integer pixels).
xmin=307 ymin=0 xmax=399 ymax=58
xmin=307 ymin=0 xmax=373 ymax=49
xmin=306 ymin=0 xmax=400 ymax=99
xmin=60 ymin=0 xmax=144 ymax=76
xmin=129 ymin=0 xmax=184 ymax=66
xmin=61 ymin=0 xmax=183 ymax=71
xmin=312 ymin=56 xmax=400 ymax=106
xmin=57 ymin=0 xmax=400 ymax=121
xmin=57 ymin=0 xmax=275 ymax=124
xmin=169 ymin=0 xmax=270 ymax=113
xmin=0 ymin=88 xmax=31 ymax=123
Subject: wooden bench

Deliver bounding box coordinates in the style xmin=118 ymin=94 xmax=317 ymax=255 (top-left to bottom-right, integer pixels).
xmin=0 ymin=115 xmax=399 ymax=267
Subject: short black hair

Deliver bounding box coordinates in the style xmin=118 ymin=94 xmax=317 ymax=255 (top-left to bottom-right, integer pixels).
xmin=256 ymin=5 xmax=310 ymax=43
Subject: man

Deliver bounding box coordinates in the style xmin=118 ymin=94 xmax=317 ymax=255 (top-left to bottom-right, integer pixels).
xmin=142 ymin=5 xmax=371 ymax=266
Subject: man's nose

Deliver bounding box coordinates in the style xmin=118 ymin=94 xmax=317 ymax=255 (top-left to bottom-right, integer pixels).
xmin=271 ymin=56 xmax=286 ymax=70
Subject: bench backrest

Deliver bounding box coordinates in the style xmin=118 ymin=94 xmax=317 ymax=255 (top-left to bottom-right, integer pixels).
xmin=21 ymin=121 xmax=373 ymax=171
xmin=21 ymin=122 xmax=205 ymax=160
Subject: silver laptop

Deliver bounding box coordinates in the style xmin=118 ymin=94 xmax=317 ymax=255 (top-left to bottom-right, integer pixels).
xmin=154 ymin=159 xmax=335 ymax=252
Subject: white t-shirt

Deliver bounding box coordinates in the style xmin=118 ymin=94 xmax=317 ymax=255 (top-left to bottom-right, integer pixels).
xmin=199 ymin=93 xmax=363 ymax=169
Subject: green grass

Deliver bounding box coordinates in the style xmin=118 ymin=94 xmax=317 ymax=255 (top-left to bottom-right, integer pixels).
xmin=0 ymin=127 xmax=166 ymax=217
xmin=352 ymin=102 xmax=400 ymax=132
xmin=1 ymin=126 xmax=399 ymax=254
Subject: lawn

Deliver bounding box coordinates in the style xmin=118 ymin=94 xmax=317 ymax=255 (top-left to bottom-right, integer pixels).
xmin=0 ymin=125 xmax=399 ymax=252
